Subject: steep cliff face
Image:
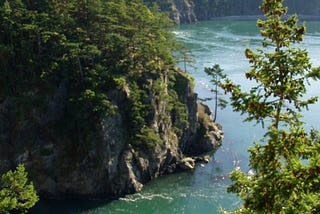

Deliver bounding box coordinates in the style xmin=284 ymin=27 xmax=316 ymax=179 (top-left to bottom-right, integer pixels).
xmin=145 ymin=0 xmax=197 ymax=24
xmin=170 ymin=0 xmax=197 ymax=24
xmin=145 ymin=0 xmax=320 ymax=24
xmin=0 ymin=69 xmax=222 ymax=198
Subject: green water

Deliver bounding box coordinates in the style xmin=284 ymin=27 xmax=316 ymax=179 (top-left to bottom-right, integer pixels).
xmin=31 ymin=20 xmax=320 ymax=214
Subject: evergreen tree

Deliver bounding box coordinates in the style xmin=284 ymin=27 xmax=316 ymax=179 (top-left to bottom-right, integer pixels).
xmin=0 ymin=164 xmax=39 ymax=214
xmin=221 ymin=0 xmax=320 ymax=212
xmin=204 ymin=64 xmax=227 ymax=122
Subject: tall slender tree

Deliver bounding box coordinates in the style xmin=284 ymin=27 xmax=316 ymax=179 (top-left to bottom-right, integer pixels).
xmin=204 ymin=64 xmax=227 ymax=122
xmin=221 ymin=0 xmax=320 ymax=213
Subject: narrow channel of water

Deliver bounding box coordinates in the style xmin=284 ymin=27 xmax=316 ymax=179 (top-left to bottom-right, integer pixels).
xmin=31 ymin=19 xmax=320 ymax=214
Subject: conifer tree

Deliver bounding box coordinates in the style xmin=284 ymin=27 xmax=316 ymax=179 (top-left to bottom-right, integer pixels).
xmin=221 ymin=0 xmax=320 ymax=212
xmin=0 ymin=165 xmax=39 ymax=214
xmin=204 ymin=64 xmax=227 ymax=122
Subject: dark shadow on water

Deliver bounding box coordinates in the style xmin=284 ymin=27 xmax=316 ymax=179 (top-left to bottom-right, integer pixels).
xmin=30 ymin=197 xmax=114 ymax=214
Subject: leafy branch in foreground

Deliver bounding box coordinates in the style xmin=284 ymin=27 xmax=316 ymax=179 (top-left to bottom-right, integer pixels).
xmin=221 ymin=0 xmax=320 ymax=213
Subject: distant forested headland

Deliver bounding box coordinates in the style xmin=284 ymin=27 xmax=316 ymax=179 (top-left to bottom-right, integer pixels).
xmin=144 ymin=0 xmax=320 ymax=24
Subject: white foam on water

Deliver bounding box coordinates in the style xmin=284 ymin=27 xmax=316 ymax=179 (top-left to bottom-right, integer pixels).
xmin=119 ymin=193 xmax=174 ymax=203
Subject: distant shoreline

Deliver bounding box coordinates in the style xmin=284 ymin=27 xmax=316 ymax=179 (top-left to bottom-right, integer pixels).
xmin=209 ymin=15 xmax=320 ymax=21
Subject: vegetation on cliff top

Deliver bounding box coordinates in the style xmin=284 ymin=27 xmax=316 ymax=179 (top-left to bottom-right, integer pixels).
xmin=0 ymin=0 xmax=195 ymax=207
xmin=0 ymin=0 xmax=190 ymax=149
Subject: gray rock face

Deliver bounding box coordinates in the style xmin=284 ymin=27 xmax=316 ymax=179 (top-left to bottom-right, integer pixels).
xmin=145 ymin=0 xmax=197 ymax=24
xmin=171 ymin=0 xmax=197 ymax=24
xmin=0 ymin=71 xmax=222 ymax=198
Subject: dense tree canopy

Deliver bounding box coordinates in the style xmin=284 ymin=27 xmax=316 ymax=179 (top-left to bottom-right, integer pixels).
xmin=0 ymin=0 xmax=187 ymax=147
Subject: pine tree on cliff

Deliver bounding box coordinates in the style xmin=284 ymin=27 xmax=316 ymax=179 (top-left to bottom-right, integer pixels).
xmin=222 ymin=0 xmax=320 ymax=212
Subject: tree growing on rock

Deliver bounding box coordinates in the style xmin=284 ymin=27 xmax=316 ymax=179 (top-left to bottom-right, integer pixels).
xmin=221 ymin=0 xmax=320 ymax=212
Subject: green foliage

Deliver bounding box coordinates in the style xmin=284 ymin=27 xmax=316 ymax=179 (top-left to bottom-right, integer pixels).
xmin=167 ymin=71 xmax=191 ymax=136
xmin=0 ymin=0 xmax=185 ymax=154
xmin=221 ymin=0 xmax=320 ymax=213
xmin=104 ymin=0 xmax=176 ymax=76
xmin=0 ymin=164 xmax=39 ymax=214
xmin=127 ymin=80 xmax=157 ymax=151
xmin=134 ymin=127 xmax=162 ymax=151
xmin=168 ymin=90 xmax=189 ymax=137
xmin=128 ymin=81 xmax=149 ymax=134
xmin=113 ymin=77 xmax=127 ymax=90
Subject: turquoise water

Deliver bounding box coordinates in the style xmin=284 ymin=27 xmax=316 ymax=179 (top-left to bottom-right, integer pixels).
xmin=31 ymin=20 xmax=320 ymax=214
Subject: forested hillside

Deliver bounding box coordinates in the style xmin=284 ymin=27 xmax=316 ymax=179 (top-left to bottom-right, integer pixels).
xmin=0 ymin=0 xmax=222 ymax=200
xmin=144 ymin=0 xmax=320 ymax=23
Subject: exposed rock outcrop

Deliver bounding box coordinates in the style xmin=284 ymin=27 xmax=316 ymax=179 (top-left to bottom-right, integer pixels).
xmin=170 ymin=0 xmax=197 ymax=24
xmin=145 ymin=0 xmax=320 ymax=24
xmin=0 ymin=69 xmax=222 ymax=198
xmin=144 ymin=0 xmax=197 ymax=24
xmin=178 ymin=157 xmax=195 ymax=170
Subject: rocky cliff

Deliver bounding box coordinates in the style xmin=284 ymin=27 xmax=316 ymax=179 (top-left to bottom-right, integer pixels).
xmin=145 ymin=0 xmax=320 ymax=24
xmin=0 ymin=0 xmax=223 ymax=199
xmin=144 ymin=0 xmax=197 ymax=24
xmin=0 ymin=69 xmax=222 ymax=198
xmin=170 ymin=0 xmax=197 ymax=24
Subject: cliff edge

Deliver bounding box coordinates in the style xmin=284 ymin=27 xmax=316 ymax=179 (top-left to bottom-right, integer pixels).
xmin=0 ymin=0 xmax=222 ymax=199
xmin=0 ymin=69 xmax=222 ymax=198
